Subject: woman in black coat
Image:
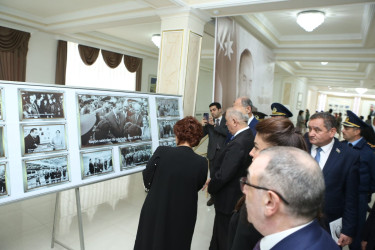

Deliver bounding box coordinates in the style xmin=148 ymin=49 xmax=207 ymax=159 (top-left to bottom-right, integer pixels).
xmin=134 ymin=116 xmax=208 ymax=250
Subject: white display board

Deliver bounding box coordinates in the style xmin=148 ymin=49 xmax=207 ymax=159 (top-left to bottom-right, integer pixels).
xmin=0 ymin=80 xmax=183 ymax=205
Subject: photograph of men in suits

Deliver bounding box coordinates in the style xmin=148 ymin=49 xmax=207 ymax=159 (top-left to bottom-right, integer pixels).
xmin=307 ymin=112 xmax=360 ymax=247
xmin=24 ymin=128 xmax=40 ymax=154
xmin=208 ymin=108 xmax=254 ymax=250
xmin=202 ymin=102 xmax=229 ymax=206
xmin=243 ymin=147 xmax=339 ymax=250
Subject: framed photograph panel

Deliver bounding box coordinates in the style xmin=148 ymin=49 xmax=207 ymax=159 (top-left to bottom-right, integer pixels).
xmin=21 ymin=124 xmax=67 ymax=155
xmin=0 ymin=164 xmax=7 ymax=197
xmin=77 ymin=94 xmax=151 ymax=148
xmin=81 ymin=149 xmax=114 ymax=179
xmin=20 ymin=89 xmax=65 ymax=120
xmin=156 ymin=97 xmax=180 ymax=117
xmin=119 ymin=143 xmax=152 ymax=171
xmin=0 ymin=126 xmax=5 ymax=158
xmin=24 ymin=155 xmax=69 ymax=191
xmin=0 ymin=88 xmax=4 ymax=121
xmin=158 ymin=119 xmax=178 ymax=139
xmin=159 ymin=139 xmax=176 ymax=147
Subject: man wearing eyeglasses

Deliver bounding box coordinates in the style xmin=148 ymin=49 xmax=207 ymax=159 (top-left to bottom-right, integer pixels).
xmin=242 ymin=146 xmax=339 ymax=250
xmin=208 ymin=107 xmax=254 ymax=250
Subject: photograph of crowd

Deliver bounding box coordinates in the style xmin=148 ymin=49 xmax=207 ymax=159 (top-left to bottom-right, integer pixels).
xmin=20 ymin=90 xmax=64 ymax=119
xmin=23 ymin=124 xmax=66 ymax=155
xmin=156 ymin=98 xmax=179 ymax=117
xmin=158 ymin=119 xmax=178 ymax=139
xmin=78 ymin=94 xmax=151 ymax=147
xmin=120 ymin=143 xmax=152 ymax=170
xmin=159 ymin=139 xmax=176 ymax=147
xmin=25 ymin=156 xmax=69 ymax=191
xmin=0 ymin=164 xmax=6 ymax=196
xmin=0 ymin=126 xmax=4 ymax=157
xmin=81 ymin=149 xmax=113 ymax=178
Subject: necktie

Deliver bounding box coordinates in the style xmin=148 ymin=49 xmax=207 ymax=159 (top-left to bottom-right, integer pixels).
xmin=253 ymin=239 xmax=261 ymax=250
xmin=230 ymin=135 xmax=235 ymax=141
xmin=348 ymin=143 xmax=353 ymax=147
xmin=314 ymin=147 xmax=322 ymax=163
xmin=215 ymin=118 xmax=220 ymax=126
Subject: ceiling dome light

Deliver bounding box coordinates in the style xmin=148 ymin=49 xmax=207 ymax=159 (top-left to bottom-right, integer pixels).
xmin=321 ymin=62 xmax=328 ymax=65
xmin=297 ymin=10 xmax=325 ymax=32
xmin=355 ymin=88 xmax=367 ymax=95
xmin=151 ymin=34 xmax=161 ymax=48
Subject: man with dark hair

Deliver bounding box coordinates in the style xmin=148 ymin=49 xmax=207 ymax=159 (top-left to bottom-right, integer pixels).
xmin=307 ymin=112 xmax=360 ymax=247
xmin=341 ymin=110 xmax=375 ymax=250
xmin=233 ymin=96 xmax=257 ymax=136
xmin=24 ymin=128 xmax=40 ymax=154
xmin=202 ymin=102 xmax=228 ymax=206
xmin=208 ymin=108 xmax=254 ymax=250
xmin=242 ymin=146 xmax=339 ymax=249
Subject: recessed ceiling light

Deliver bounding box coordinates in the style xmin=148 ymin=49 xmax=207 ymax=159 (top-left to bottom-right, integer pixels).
xmin=297 ymin=10 xmax=325 ymax=32
xmin=213 ymin=10 xmax=220 ymax=15
xmin=321 ymin=62 xmax=328 ymax=65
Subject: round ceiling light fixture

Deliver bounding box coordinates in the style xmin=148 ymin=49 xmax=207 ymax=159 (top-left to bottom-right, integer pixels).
xmin=297 ymin=10 xmax=325 ymax=32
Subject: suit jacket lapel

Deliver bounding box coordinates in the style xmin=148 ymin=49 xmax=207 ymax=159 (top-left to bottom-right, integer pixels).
xmin=322 ymin=139 xmax=341 ymax=177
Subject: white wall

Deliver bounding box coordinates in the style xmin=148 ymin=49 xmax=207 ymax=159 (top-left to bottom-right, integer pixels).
xmin=140 ymin=57 xmax=158 ymax=93
xmin=26 ymin=31 xmax=58 ymax=84
xmin=195 ymin=68 xmax=214 ymax=118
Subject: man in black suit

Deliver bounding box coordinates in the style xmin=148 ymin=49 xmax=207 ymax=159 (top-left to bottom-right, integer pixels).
xmin=24 ymin=128 xmax=40 ymax=154
xmin=208 ymin=107 xmax=254 ymax=250
xmin=202 ymin=102 xmax=228 ymax=206
xmin=307 ymin=112 xmax=360 ymax=247
xmin=100 ymin=100 xmax=127 ymax=139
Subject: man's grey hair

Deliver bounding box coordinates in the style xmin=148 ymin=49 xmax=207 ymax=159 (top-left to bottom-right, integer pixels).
xmin=239 ymin=97 xmax=253 ymax=109
xmin=257 ymin=146 xmax=325 ymax=220
xmin=309 ymin=112 xmax=337 ymax=130
xmin=226 ymin=107 xmax=249 ymax=124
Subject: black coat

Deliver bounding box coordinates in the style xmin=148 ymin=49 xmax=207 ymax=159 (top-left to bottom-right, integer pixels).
xmin=134 ymin=146 xmax=207 ymax=250
xmin=363 ymin=201 xmax=375 ymax=250
xmin=208 ymin=128 xmax=254 ymax=215
xmin=203 ymin=115 xmax=228 ymax=161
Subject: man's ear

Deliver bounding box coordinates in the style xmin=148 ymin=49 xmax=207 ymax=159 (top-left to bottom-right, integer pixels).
xmin=264 ymin=191 xmax=281 ymax=217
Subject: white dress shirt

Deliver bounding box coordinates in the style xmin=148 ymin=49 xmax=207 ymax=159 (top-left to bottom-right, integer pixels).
xmin=311 ymin=138 xmax=335 ymax=170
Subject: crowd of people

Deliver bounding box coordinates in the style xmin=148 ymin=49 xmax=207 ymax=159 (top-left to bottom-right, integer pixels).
xmin=120 ymin=145 xmax=152 ymax=170
xmin=22 ymin=92 xmax=64 ymax=119
xmin=134 ymin=97 xmax=375 ymax=250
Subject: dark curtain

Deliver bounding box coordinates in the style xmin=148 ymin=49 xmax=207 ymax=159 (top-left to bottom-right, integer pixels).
xmin=0 ymin=26 xmax=30 ymax=81
xmin=101 ymin=50 xmax=122 ymax=68
xmin=78 ymin=44 xmax=99 ymax=66
xmin=124 ymin=55 xmax=142 ymax=91
xmin=135 ymin=60 xmax=143 ymax=91
xmin=55 ymin=40 xmax=67 ymax=85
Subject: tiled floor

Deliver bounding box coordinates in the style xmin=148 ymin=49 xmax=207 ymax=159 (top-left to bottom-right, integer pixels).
xmin=0 ymin=173 xmax=215 ymax=250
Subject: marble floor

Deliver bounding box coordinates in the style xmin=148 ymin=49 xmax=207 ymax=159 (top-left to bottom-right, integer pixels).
xmin=0 ymin=173 xmax=215 ymax=250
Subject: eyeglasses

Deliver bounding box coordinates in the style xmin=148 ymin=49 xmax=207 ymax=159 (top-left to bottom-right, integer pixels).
xmin=239 ymin=177 xmax=290 ymax=205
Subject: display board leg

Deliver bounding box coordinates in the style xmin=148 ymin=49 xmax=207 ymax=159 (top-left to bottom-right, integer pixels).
xmin=51 ymin=189 xmax=85 ymax=250
xmin=51 ymin=192 xmax=60 ymax=248
xmin=75 ymin=187 xmax=85 ymax=250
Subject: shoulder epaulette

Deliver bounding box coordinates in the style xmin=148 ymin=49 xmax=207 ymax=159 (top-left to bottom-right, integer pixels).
xmin=367 ymin=142 xmax=375 ymax=149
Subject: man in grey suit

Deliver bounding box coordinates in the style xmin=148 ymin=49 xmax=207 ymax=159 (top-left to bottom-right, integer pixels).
xmin=202 ymin=102 xmax=228 ymax=206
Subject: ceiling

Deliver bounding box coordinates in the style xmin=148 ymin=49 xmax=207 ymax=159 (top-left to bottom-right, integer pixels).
xmin=1 ymin=0 xmax=375 ymax=96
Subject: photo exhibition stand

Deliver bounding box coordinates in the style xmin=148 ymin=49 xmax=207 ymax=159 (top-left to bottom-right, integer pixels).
xmin=0 ymin=80 xmax=183 ymax=250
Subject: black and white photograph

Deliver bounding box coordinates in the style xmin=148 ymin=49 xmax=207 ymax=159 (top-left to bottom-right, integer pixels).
xmin=0 ymin=126 xmax=4 ymax=158
xmin=24 ymin=155 xmax=69 ymax=191
xmin=0 ymin=164 xmax=7 ymax=196
xmin=22 ymin=124 xmax=66 ymax=155
xmin=120 ymin=143 xmax=152 ymax=170
xmin=78 ymin=94 xmax=151 ymax=147
xmin=20 ymin=90 xmax=64 ymax=119
xmin=159 ymin=139 xmax=176 ymax=147
xmin=158 ymin=119 xmax=178 ymax=139
xmin=0 ymin=88 xmax=3 ymax=120
xmin=156 ymin=97 xmax=179 ymax=117
xmin=81 ymin=149 xmax=114 ymax=179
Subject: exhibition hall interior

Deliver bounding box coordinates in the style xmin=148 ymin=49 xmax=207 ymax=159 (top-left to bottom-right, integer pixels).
xmin=0 ymin=0 xmax=375 ymax=249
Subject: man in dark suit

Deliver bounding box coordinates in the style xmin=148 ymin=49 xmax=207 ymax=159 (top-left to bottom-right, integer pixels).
xmin=341 ymin=110 xmax=375 ymax=250
xmin=24 ymin=128 xmax=40 ymax=154
xmin=208 ymin=107 xmax=254 ymax=250
xmin=307 ymin=112 xmax=360 ymax=247
xmin=129 ymin=103 xmax=143 ymax=127
xmin=243 ymin=146 xmax=339 ymax=250
xmin=202 ymin=102 xmax=229 ymax=206
xmin=233 ymin=97 xmax=258 ymax=136
xmin=101 ymin=100 xmax=127 ymax=139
